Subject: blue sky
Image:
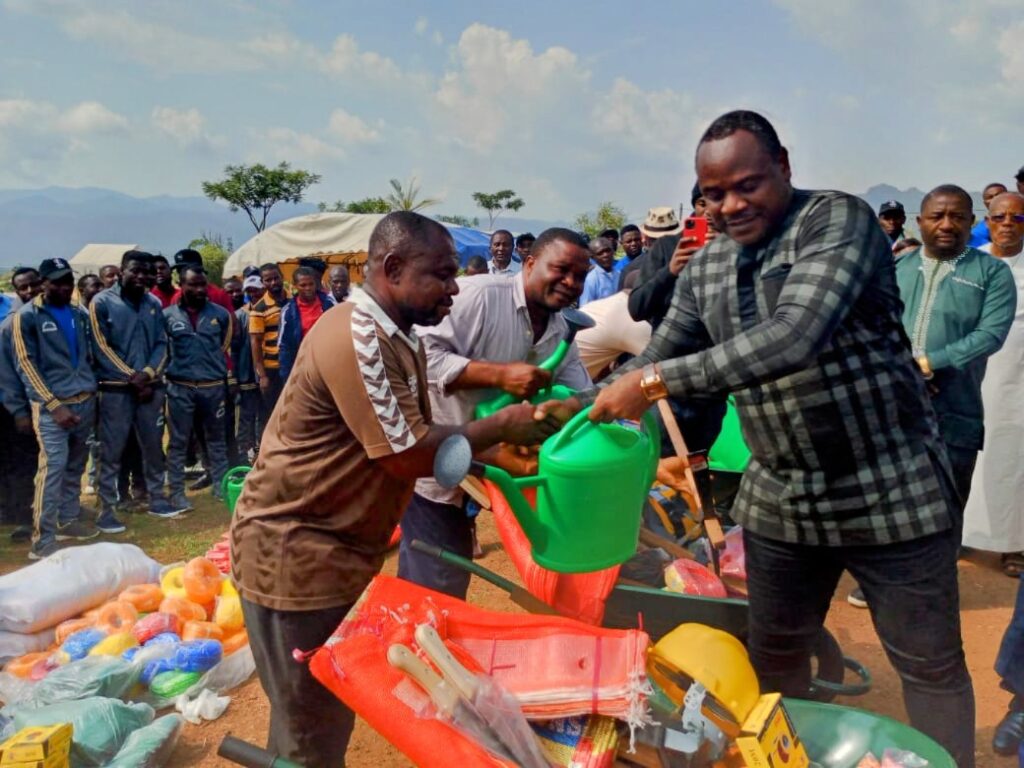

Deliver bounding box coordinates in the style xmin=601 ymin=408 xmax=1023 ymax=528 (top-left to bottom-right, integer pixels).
xmin=0 ymin=0 xmax=1021 ymax=222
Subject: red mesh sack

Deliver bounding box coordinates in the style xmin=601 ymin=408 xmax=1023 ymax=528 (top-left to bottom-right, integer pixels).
xmin=663 ymin=559 xmax=727 ymax=598
xmin=309 ymin=576 xmax=650 ymax=768
xmin=486 ymin=482 xmax=620 ymax=625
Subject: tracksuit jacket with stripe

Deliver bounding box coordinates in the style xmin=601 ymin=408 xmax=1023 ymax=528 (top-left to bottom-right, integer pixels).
xmin=89 ymin=284 xmax=168 ymax=385
xmin=163 ymin=301 xmax=235 ymax=384
xmin=11 ymin=298 xmax=96 ymax=411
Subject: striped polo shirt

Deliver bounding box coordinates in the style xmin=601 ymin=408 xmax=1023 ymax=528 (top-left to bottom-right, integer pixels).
xmin=248 ymin=292 xmax=289 ymax=370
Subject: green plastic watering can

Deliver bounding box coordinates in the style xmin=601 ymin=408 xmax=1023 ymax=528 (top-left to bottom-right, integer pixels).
xmin=435 ymin=406 xmax=660 ymax=572
xmin=221 ymin=465 xmax=251 ymax=515
xmin=473 ymin=308 xmax=595 ymax=419
xmin=707 ymin=396 xmax=751 ymax=474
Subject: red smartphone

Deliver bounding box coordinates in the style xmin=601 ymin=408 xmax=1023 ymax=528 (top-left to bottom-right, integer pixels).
xmin=683 ymin=216 xmax=708 ymax=247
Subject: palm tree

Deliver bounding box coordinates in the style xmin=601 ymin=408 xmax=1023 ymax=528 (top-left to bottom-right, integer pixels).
xmin=385 ymin=177 xmax=439 ymax=212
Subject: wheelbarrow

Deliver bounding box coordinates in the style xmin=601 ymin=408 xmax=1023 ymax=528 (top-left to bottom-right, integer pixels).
xmin=410 ymin=540 xmax=871 ymax=703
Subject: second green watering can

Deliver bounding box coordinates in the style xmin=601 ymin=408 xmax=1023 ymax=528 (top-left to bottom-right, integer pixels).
xmin=435 ymin=406 xmax=660 ymax=573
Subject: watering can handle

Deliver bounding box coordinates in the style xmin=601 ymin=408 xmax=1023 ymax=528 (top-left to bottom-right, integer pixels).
xmin=550 ymin=406 xmax=660 ymax=465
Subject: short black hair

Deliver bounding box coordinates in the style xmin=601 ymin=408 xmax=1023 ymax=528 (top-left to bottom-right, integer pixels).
xmin=466 ymin=255 xmax=488 ymax=271
xmin=77 ymin=273 xmax=99 ymax=290
xmin=490 ymin=229 xmax=513 ymax=243
xmin=367 ymin=211 xmax=452 ymax=266
xmin=691 ymin=182 xmax=704 ymax=206
xmin=921 ymin=184 xmax=974 ymax=213
xmin=121 ymin=249 xmax=153 ymax=268
xmin=515 ymin=232 xmax=535 ymax=246
xmin=179 ymin=264 xmax=206 ymax=282
xmin=599 ymin=228 xmax=619 ymax=240
xmin=12 ymin=267 xmax=38 ymax=281
xmin=532 ymin=227 xmax=589 ymax=257
xmin=152 ymin=254 xmax=169 ymax=267
xmin=698 ymin=109 xmax=783 ymax=161
xmin=620 ymin=224 xmax=640 ymax=236
xmin=984 ymin=182 xmax=1008 ymax=193
xmin=259 ymin=262 xmax=281 ymax=275
xmin=100 ymin=264 xmax=120 ymax=274
xmin=292 ymin=266 xmax=318 ymax=283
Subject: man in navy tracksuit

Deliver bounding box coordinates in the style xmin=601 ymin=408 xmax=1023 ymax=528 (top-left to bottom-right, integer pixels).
xmin=90 ymin=251 xmax=178 ymax=529
xmin=12 ymin=258 xmax=98 ymax=559
xmin=163 ymin=265 xmax=235 ymax=511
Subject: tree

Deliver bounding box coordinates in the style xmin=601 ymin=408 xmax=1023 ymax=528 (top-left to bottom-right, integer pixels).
xmin=202 ymin=162 xmax=321 ymax=233
xmin=472 ymin=190 xmax=524 ymax=229
xmin=574 ymin=202 xmax=628 ymax=239
xmin=188 ymin=232 xmax=233 ymax=285
xmin=317 ymin=197 xmax=391 ymax=214
xmin=385 ymin=177 xmax=439 ymax=212
xmin=435 ymin=213 xmax=480 ymax=228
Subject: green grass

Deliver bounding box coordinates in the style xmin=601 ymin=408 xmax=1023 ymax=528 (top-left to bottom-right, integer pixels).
xmin=0 ymin=491 xmax=232 ymax=576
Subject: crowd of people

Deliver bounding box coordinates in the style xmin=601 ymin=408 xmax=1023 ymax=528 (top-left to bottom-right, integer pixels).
xmin=3 ymin=107 xmax=1024 ymax=765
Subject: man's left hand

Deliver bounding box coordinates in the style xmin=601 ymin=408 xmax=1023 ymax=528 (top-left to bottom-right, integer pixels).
xmin=590 ymin=369 xmax=649 ymax=423
xmin=532 ymin=396 xmax=582 ymax=427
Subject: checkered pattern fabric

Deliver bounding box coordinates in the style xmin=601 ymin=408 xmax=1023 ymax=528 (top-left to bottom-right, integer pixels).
xmin=590 ymin=190 xmax=955 ymax=546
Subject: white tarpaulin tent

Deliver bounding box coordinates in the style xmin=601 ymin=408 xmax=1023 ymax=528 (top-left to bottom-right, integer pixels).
xmin=69 ymin=244 xmax=138 ymax=276
xmin=223 ymin=213 xmax=385 ymax=282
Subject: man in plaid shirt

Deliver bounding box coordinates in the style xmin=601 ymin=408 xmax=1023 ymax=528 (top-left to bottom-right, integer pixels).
xmin=553 ymin=111 xmax=973 ymax=764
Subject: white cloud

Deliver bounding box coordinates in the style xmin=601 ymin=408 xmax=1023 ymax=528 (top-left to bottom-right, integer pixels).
xmin=259 ymin=127 xmax=346 ymax=163
xmin=320 ymin=34 xmax=402 ymax=81
xmin=151 ymin=106 xmax=222 ymax=149
xmin=414 ymin=17 xmax=428 ymax=36
xmin=327 ymin=109 xmax=381 ymax=144
xmin=593 ymin=79 xmax=701 ymax=154
xmin=0 ymin=99 xmax=54 ymax=127
xmin=433 ymin=24 xmax=588 ymax=152
xmin=55 ymin=101 xmax=128 ymax=134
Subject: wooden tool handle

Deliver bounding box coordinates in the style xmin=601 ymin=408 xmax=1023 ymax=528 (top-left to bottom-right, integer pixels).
xmin=415 ymin=624 xmax=479 ymax=701
xmin=386 ymin=644 xmax=459 ymax=716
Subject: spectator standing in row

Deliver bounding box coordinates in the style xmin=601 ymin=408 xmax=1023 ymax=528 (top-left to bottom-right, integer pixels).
xmin=89 ymin=251 xmax=178 ymax=530
xmin=464 ymin=255 xmax=488 ymax=276
xmin=614 ymin=223 xmax=645 ymax=288
xmin=278 ymin=266 xmax=333 ymax=379
xmin=963 ymin=193 xmax=1024 ymax=572
xmin=515 ymin=232 xmax=535 ymax=262
xmin=76 ymin=275 xmax=102 ymax=307
xmin=150 ymin=255 xmax=177 ymax=309
xmin=328 ymin=265 xmax=350 ymax=304
xmin=12 ymin=258 xmax=98 ymax=559
xmin=0 ymin=268 xmax=42 ymax=542
xmin=487 ymin=230 xmax=520 ymax=275
xmin=163 ymin=265 xmax=235 ymax=511
xmin=234 ymin=276 xmax=265 ymax=462
xmin=599 ymin=227 xmax=619 ymax=254
xmin=99 ymin=265 xmax=120 ymax=289
xmin=877 ymin=200 xmax=915 ymax=250
xmin=249 ymin=263 xmax=290 ymax=432
xmin=579 ymin=236 xmax=619 ymax=306
xmin=969 ymin=183 xmax=1008 ymax=248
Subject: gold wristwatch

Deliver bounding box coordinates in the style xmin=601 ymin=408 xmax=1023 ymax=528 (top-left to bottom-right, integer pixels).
xmin=916 ymin=355 xmax=934 ymax=380
xmin=640 ymin=364 xmax=669 ymax=402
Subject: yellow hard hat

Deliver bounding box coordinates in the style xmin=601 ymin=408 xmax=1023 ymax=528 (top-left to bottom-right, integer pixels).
xmin=647 ymin=623 xmax=760 ymax=736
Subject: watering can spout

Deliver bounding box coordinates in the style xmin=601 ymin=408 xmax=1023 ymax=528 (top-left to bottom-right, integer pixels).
xmin=479 ymin=465 xmax=544 ymax=546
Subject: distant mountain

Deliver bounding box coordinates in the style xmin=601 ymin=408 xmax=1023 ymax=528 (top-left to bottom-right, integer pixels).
xmin=857 ymin=184 xmax=985 ymax=215
xmin=0 ymin=186 xmax=316 ymax=271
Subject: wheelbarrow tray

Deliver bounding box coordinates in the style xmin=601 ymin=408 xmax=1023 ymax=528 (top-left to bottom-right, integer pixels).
xmin=785 ymin=698 xmax=955 ymax=768
xmin=603 ymin=583 xmax=748 ymax=642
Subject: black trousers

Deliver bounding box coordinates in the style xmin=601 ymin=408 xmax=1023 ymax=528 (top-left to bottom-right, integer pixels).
xmin=745 ymin=527 xmax=975 ymax=767
xmin=241 ymin=598 xmax=355 ymax=768
xmin=258 ymin=370 xmax=284 ymax=442
xmin=397 ymin=492 xmax=473 ymax=599
xmin=0 ymin=406 xmax=36 ymax=526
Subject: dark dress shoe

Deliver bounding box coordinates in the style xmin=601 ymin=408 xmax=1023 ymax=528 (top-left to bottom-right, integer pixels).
xmin=993 ymin=707 xmax=1024 ymax=755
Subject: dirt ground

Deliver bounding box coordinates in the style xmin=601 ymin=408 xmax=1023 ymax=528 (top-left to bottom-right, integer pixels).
xmin=159 ymin=512 xmax=1020 ymax=768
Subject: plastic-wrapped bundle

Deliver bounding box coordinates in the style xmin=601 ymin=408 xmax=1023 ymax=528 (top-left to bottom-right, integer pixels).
xmin=105 ymin=713 xmax=184 ymax=768
xmin=140 ymin=659 xmax=176 ymax=686
xmin=663 ymin=559 xmax=727 ymax=598
xmin=133 ymin=613 xmax=181 ymax=645
xmin=181 ymin=621 xmax=223 ymax=642
xmin=89 ymin=632 xmax=139 ymax=658
xmin=149 ymin=670 xmax=201 ymax=699
xmin=173 ymin=640 xmax=222 ymax=673
xmin=144 ymin=633 xmax=181 ymax=648
xmin=118 ymin=584 xmax=164 ymax=613
xmin=7 ymin=656 xmax=139 ymax=711
xmin=182 ymin=558 xmax=222 ymax=605
xmin=61 ymin=628 xmax=107 ymax=661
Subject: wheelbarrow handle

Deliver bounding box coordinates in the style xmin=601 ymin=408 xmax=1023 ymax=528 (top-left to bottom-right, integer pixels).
xmin=218 ymin=736 xmax=305 ymax=768
xmin=809 ymin=656 xmax=873 ymax=699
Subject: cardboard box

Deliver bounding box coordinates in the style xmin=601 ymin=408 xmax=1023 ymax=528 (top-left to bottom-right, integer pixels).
xmin=0 ymin=724 xmax=72 ymax=766
xmin=734 ymin=694 xmax=809 ymax=768
xmin=0 ymin=750 xmax=69 ymax=768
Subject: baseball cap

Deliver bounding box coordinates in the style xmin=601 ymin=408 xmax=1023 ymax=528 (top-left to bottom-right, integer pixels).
xmin=878 ymin=200 xmax=905 ymax=215
xmin=173 ymin=249 xmax=203 ymax=269
xmin=38 ymin=257 xmax=73 ymax=281
xmin=243 ymin=275 xmax=263 ymax=291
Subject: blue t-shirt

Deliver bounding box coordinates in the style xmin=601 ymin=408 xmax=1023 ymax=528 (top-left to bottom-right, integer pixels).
xmin=48 ymin=304 xmax=79 ymax=368
xmin=969 ymin=219 xmax=990 ymax=248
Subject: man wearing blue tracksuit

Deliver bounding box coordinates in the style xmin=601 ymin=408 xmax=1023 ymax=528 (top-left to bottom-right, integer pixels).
xmin=164 ymin=265 xmax=235 ymax=511
xmin=12 ymin=258 xmax=98 ymax=560
xmin=90 ymin=250 xmax=177 ymax=530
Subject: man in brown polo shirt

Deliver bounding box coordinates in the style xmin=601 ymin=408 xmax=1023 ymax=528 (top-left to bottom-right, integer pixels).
xmin=229 ymin=211 xmax=563 ymax=767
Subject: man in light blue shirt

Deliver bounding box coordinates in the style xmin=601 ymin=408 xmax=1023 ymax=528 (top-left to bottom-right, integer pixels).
xmin=487 ymin=230 xmax=521 ymax=275
xmin=579 ymin=236 xmax=619 ymax=306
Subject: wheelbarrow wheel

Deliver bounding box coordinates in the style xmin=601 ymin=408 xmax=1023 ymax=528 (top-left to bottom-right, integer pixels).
xmin=807 ymin=628 xmax=872 ymax=701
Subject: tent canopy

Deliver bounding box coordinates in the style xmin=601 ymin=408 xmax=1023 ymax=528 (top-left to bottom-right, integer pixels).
xmin=223 ymin=213 xmax=491 ymax=282
xmin=69 ymin=244 xmax=138 ymax=276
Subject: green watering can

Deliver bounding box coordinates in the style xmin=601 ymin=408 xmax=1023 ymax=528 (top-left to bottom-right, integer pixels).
xmin=221 ymin=465 xmax=252 ymax=515
xmin=435 ymin=406 xmax=660 ymax=573
xmin=473 ymin=308 xmax=595 ymax=419
xmin=707 ymin=396 xmax=751 ymax=474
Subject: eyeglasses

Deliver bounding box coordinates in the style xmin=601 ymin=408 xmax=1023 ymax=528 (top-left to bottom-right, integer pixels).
xmin=990 ymin=213 xmax=1024 ymax=224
